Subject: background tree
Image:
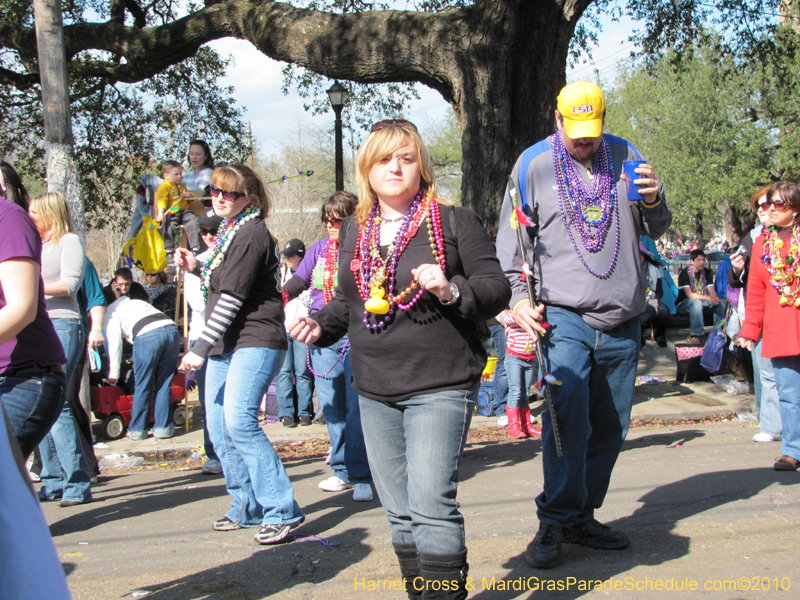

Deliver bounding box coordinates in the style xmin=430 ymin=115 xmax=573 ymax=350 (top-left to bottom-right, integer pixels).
xmin=605 ymin=38 xmax=773 ymax=246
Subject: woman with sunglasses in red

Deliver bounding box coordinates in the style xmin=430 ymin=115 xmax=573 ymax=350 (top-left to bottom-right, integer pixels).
xmin=281 ymin=191 xmax=373 ymax=502
xmin=738 ymin=181 xmax=800 ymax=471
xmin=175 ymin=164 xmax=304 ymax=544
xmin=290 ymin=120 xmax=511 ymax=599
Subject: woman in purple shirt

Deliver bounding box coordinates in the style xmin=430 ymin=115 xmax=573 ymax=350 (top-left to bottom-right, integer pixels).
xmin=0 ymin=162 xmax=67 ymax=458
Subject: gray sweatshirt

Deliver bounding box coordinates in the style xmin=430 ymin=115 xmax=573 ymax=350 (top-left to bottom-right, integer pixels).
xmin=497 ymin=133 xmax=672 ymax=331
xmin=41 ymin=233 xmax=85 ymax=320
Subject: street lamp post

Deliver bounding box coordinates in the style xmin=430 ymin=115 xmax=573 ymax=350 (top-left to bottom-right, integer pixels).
xmin=326 ymin=81 xmax=347 ymax=191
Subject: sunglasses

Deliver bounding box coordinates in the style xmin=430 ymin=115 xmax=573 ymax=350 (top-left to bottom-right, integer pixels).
xmin=759 ymin=198 xmax=789 ymax=211
xmin=210 ymin=185 xmax=246 ymax=202
xmin=324 ymin=217 xmax=343 ymax=227
xmin=370 ymin=119 xmax=418 ymax=133
xmin=200 ymin=228 xmax=217 ymax=236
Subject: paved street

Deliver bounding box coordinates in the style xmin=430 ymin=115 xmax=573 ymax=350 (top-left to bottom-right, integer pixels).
xmin=43 ymin=335 xmax=800 ymax=599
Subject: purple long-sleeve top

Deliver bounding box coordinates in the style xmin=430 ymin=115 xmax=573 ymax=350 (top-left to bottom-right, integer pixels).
xmin=281 ymin=238 xmax=334 ymax=314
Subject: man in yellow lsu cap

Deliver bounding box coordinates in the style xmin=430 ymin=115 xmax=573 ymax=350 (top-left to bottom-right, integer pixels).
xmin=496 ymin=82 xmax=671 ymax=569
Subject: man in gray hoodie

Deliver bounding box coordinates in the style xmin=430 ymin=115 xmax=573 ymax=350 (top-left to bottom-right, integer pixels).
xmin=497 ymin=81 xmax=672 ymax=569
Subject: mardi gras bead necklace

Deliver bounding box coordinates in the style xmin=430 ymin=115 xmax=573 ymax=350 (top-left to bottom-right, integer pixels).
xmin=688 ymin=267 xmax=706 ymax=295
xmin=322 ymin=239 xmax=338 ymax=305
xmin=202 ymin=205 xmax=261 ymax=303
xmin=762 ymin=225 xmax=800 ymax=307
xmin=351 ymin=192 xmax=447 ymax=330
xmin=552 ymin=132 xmax=620 ymax=279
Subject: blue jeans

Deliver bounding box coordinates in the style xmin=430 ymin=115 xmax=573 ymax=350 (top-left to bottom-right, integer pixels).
xmin=675 ymin=298 xmax=725 ymax=336
xmin=771 ymin=356 xmax=800 ymax=461
xmin=753 ymin=339 xmax=782 ymax=437
xmin=1 ymin=369 xmax=66 ymax=458
xmin=490 ymin=325 xmax=509 ymax=414
xmin=205 ymin=348 xmax=304 ymax=527
xmin=39 ymin=317 xmax=91 ymax=502
xmin=129 ymin=326 xmax=181 ymax=437
xmin=193 ymin=357 xmax=218 ymax=461
xmin=537 ymin=307 xmax=639 ymax=527
xmin=505 ymin=354 xmax=536 ymax=410
xmin=310 ymin=338 xmax=371 ymax=484
xmin=358 ymin=385 xmax=477 ymax=555
xmin=276 ymin=333 xmax=314 ymax=419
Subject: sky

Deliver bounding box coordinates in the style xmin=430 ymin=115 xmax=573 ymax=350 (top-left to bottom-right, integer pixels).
xmin=206 ymin=12 xmax=638 ymax=154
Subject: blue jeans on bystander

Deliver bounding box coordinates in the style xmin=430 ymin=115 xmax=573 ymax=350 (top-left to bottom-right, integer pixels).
xmin=39 ymin=317 xmax=92 ymax=502
xmin=310 ymin=337 xmax=370 ymax=485
xmin=676 ymin=298 xmax=726 ymax=336
xmin=129 ymin=325 xmax=181 ymax=438
xmin=772 ymin=355 xmax=800 ymax=461
xmin=505 ymin=354 xmax=536 ymax=410
xmin=489 ymin=324 xmax=509 ymax=415
xmin=205 ymin=347 xmax=304 ymax=527
xmin=276 ymin=333 xmax=315 ymax=420
xmin=537 ymin=306 xmax=639 ymax=528
xmin=358 ymin=385 xmax=477 ymax=555
xmin=753 ymin=339 xmax=782 ymax=437
xmin=1 ymin=369 xmax=66 ymax=458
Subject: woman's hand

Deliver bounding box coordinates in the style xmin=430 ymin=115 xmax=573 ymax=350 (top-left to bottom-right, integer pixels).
xmin=736 ymin=336 xmax=755 ymax=352
xmin=289 ymin=317 xmax=322 ymax=345
xmin=174 ymin=248 xmax=197 ymax=272
xmin=412 ymin=264 xmax=453 ymax=302
xmin=512 ymin=299 xmax=548 ymax=336
xmin=179 ymin=351 xmax=205 ymax=372
xmin=87 ymin=330 xmax=104 ymax=348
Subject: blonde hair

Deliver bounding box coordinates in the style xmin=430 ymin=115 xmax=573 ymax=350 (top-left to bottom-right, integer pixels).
xmin=354 ymin=123 xmax=454 ymax=225
xmin=30 ymin=191 xmax=75 ymax=243
xmin=211 ymin=164 xmax=270 ymax=217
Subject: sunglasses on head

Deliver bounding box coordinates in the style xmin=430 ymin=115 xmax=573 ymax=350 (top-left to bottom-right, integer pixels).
xmin=759 ymin=197 xmax=789 ymax=211
xmin=210 ymin=185 xmax=246 ymax=202
xmin=323 ymin=216 xmax=343 ymax=227
xmin=370 ymin=119 xmax=418 ymax=133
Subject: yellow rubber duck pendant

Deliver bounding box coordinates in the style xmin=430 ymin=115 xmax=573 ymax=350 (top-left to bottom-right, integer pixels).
xmin=365 ymin=286 xmax=390 ymax=314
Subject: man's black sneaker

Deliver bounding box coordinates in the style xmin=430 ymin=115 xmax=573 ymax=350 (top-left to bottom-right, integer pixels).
xmin=298 ymin=415 xmax=313 ymax=426
xmin=525 ymin=522 xmax=563 ymax=569
xmin=563 ymin=519 xmax=630 ymax=550
xmin=280 ymin=416 xmax=298 ymax=428
xmin=315 ymin=414 xmax=327 ymax=425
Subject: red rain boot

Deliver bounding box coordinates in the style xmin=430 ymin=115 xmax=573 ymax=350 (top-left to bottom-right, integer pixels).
xmin=505 ymin=407 xmax=527 ymax=438
xmin=519 ymin=405 xmax=542 ymax=436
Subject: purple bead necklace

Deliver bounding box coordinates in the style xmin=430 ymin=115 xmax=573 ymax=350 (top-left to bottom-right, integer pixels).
xmin=552 ymin=133 xmax=620 ymax=279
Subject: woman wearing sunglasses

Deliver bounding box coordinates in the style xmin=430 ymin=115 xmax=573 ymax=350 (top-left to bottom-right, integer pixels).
xmin=281 ymin=191 xmax=373 ymax=502
xmin=729 ymin=185 xmax=782 ymax=444
xmin=290 ymin=120 xmax=511 ymax=599
xmin=175 ymin=165 xmax=304 ymax=544
xmin=738 ymin=181 xmax=800 ymax=471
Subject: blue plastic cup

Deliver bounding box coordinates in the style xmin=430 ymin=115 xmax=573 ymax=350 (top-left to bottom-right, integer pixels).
xmin=622 ymin=160 xmax=645 ymax=201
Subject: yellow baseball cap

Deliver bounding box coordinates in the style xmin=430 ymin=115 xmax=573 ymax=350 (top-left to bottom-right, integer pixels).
xmin=557 ymin=82 xmax=605 ymax=139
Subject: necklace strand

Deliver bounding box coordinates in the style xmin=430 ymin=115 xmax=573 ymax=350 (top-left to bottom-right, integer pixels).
xmin=201 ymin=206 xmax=261 ymax=303
xmin=762 ymin=225 xmax=800 ymax=307
xmin=552 ymin=133 xmax=620 ymax=279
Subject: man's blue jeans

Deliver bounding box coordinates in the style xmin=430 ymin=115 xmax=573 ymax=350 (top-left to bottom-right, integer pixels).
xmin=358 ymin=385 xmax=477 ymax=555
xmin=310 ymin=338 xmax=370 ymax=484
xmin=490 ymin=324 xmax=509 ymax=415
xmin=1 ymin=370 xmax=66 ymax=458
xmin=537 ymin=307 xmax=639 ymax=527
xmin=675 ymin=298 xmax=725 ymax=336
xmin=771 ymin=356 xmax=800 ymax=461
xmin=505 ymin=354 xmax=536 ymax=410
xmin=39 ymin=317 xmax=92 ymax=502
xmin=129 ymin=325 xmax=181 ymax=437
xmin=205 ymin=348 xmax=304 ymax=527
xmin=276 ymin=333 xmax=314 ymax=420
xmin=753 ymin=339 xmax=782 ymax=437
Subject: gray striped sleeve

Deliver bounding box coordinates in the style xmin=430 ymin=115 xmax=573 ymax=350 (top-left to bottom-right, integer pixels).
xmin=190 ymin=292 xmax=243 ymax=359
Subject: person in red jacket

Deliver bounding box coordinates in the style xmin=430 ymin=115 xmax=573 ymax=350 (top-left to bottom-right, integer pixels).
xmin=737 ymin=181 xmax=800 ymax=471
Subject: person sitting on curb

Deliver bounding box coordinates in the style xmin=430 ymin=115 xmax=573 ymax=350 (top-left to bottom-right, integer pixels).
xmin=675 ymin=249 xmax=725 ymax=345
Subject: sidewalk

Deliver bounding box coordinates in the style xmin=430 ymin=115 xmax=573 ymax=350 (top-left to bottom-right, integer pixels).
xmin=94 ymin=327 xmax=755 ymax=461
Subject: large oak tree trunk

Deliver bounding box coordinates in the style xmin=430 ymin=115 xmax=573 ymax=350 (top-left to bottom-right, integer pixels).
xmin=33 ymin=0 xmax=85 ymax=237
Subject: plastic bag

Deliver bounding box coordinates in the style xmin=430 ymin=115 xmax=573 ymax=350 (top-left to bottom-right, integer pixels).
xmin=711 ymin=374 xmax=749 ymax=395
xmin=123 ymin=216 xmax=166 ymax=274
xmin=700 ymin=328 xmax=726 ymax=373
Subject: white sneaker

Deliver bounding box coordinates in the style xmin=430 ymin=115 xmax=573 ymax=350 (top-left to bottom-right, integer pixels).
xmin=319 ymin=476 xmax=353 ymax=492
xmin=26 ymin=461 xmax=40 ymax=483
xmin=496 ymin=414 xmax=508 ymax=427
xmin=202 ymin=458 xmax=223 ymax=474
xmin=753 ymin=432 xmax=782 ymax=442
xmin=352 ymin=483 xmax=373 ymax=502
xmin=324 ymin=449 xmax=331 ymax=465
